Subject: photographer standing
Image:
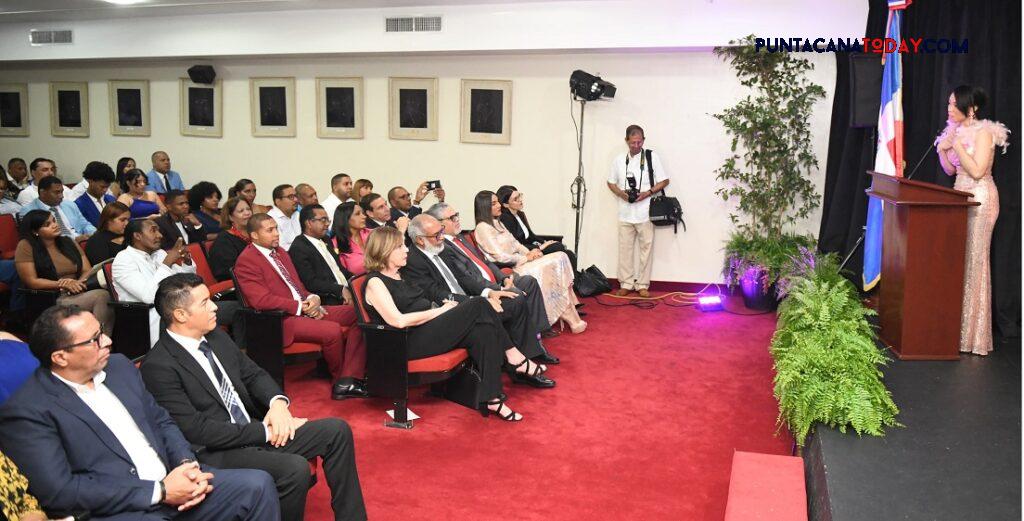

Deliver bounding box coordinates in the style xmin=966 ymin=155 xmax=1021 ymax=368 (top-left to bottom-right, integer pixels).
xmin=606 ymin=125 xmax=669 ymax=298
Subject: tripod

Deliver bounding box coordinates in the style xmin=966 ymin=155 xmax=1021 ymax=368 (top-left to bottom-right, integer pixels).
xmin=570 ymin=99 xmax=588 ymax=256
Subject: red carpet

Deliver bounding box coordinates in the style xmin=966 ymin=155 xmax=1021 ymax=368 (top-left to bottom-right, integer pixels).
xmin=285 ymin=295 xmax=792 ymax=520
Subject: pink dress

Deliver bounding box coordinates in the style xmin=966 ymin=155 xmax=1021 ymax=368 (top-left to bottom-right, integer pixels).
xmin=335 ymin=227 xmax=372 ymax=277
xmin=936 ymin=119 xmax=1010 ymax=355
xmin=474 ymin=221 xmax=574 ymax=326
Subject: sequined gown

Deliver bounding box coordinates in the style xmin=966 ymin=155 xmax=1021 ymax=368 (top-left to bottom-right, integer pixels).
xmin=937 ymin=119 xmax=1010 ymax=355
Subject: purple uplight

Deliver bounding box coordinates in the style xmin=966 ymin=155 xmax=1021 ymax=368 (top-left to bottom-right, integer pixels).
xmin=697 ymin=295 xmax=723 ymax=312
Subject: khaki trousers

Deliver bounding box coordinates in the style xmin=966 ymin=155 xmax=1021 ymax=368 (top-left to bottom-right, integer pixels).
xmin=617 ymin=221 xmax=655 ymax=290
xmin=59 ymin=289 xmax=114 ymax=335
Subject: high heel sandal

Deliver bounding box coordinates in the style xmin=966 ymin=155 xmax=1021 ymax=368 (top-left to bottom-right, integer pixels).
xmin=559 ymin=318 xmax=587 ymax=334
xmin=480 ymin=396 xmax=522 ymax=421
xmin=504 ymin=358 xmax=556 ymax=388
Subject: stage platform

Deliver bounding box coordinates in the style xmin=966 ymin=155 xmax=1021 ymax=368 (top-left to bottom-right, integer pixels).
xmin=805 ymin=336 xmax=1021 ymax=521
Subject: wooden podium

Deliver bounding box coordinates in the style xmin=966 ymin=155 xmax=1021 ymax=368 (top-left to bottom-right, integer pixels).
xmin=865 ymin=171 xmax=979 ymax=360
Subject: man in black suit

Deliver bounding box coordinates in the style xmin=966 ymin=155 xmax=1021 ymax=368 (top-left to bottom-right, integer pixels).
xmin=141 ymin=274 xmax=367 ymax=521
xmin=359 ymin=192 xmax=410 ymax=237
xmin=0 ymin=305 xmax=279 ymax=520
xmin=157 ymin=189 xmax=205 ymax=250
xmin=290 ymin=204 xmax=354 ymax=306
xmin=403 ymin=215 xmax=558 ymax=383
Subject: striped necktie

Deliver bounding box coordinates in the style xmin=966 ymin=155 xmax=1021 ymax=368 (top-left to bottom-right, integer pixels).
xmin=198 ymin=341 xmax=249 ymax=425
xmin=270 ymin=249 xmax=307 ymax=299
xmin=50 ymin=207 xmax=72 ymax=237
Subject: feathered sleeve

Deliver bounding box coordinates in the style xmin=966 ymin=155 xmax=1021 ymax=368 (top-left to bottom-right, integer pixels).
xmin=980 ymin=119 xmax=1011 ymax=154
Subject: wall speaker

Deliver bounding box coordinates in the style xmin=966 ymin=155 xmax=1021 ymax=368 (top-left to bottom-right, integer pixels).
xmin=849 ymin=54 xmax=882 ymax=128
xmin=187 ymin=65 xmax=216 ymax=85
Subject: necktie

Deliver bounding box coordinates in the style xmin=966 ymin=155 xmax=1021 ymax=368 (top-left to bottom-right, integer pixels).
xmin=315 ymin=239 xmax=347 ymax=285
xmin=451 ymin=239 xmax=496 ymax=283
xmin=431 ymin=255 xmax=465 ymax=295
xmin=198 ymin=341 xmax=249 ymax=425
xmin=270 ymin=250 xmax=307 ymax=299
xmin=50 ymin=207 xmax=72 ymax=237
xmin=162 ymin=173 xmax=172 ymax=191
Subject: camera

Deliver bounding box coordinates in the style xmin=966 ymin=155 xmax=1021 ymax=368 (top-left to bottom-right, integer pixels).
xmin=625 ymin=176 xmax=640 ymax=203
xmin=426 ymin=180 xmax=442 ymax=191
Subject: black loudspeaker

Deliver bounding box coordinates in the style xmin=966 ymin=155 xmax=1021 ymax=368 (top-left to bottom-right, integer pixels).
xmin=849 ymin=54 xmax=883 ymax=128
xmin=187 ymin=65 xmax=216 ymax=84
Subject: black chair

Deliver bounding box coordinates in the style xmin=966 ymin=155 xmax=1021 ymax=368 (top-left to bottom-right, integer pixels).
xmin=103 ymin=262 xmax=153 ymax=360
xmin=349 ymin=273 xmax=479 ymax=429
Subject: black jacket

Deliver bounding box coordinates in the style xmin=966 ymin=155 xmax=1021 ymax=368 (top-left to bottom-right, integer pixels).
xmin=442 ymin=235 xmax=509 ymax=289
xmin=140 ymin=328 xmax=284 ymax=453
xmin=207 ymin=231 xmax=248 ymax=282
xmin=499 ymin=211 xmax=542 ymax=249
xmin=155 ymin=213 xmax=205 ymax=250
xmin=289 ymin=234 xmax=353 ymax=306
xmin=390 ymin=206 xmax=422 ymax=222
xmin=400 ymin=243 xmax=482 ymax=304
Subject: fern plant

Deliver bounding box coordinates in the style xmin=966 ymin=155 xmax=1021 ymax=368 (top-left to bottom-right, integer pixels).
xmin=770 ymin=253 xmax=899 ymax=446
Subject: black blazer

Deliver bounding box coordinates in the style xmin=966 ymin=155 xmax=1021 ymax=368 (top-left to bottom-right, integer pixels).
xmin=499 ymin=211 xmax=541 ymax=249
xmin=442 ymin=236 xmax=509 ymax=289
xmin=400 ymin=244 xmax=478 ymax=304
xmin=0 ymin=355 xmax=194 ymax=517
xmin=289 ymin=234 xmax=352 ymax=306
xmin=390 ymin=206 xmax=422 ymax=222
xmin=207 ymin=231 xmax=248 ymax=282
xmin=155 ymin=213 xmax=204 ymax=250
xmin=140 ymin=328 xmax=284 ymax=453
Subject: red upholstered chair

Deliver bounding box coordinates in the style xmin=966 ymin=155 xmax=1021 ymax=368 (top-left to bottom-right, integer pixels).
xmin=230 ymin=268 xmax=323 ymax=390
xmin=0 ymin=214 xmax=18 ymax=260
xmin=187 ymin=243 xmax=234 ymax=298
xmin=102 ymin=261 xmax=153 ymax=360
xmin=349 ymin=273 xmax=478 ymax=429
xmin=461 ymin=230 xmax=514 ymax=276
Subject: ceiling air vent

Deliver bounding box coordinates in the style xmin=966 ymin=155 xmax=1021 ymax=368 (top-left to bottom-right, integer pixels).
xmin=29 ymin=29 xmax=73 ymax=45
xmin=385 ymin=16 xmax=442 ymax=33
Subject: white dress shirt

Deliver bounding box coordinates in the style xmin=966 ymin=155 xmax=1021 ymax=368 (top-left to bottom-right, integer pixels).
xmin=304 ymin=234 xmax=348 ymax=286
xmin=112 ymin=246 xmax=196 ymax=345
xmin=321 ymin=193 xmax=354 ymax=227
xmin=15 ymin=182 xmax=73 ymax=206
xmin=607 ymin=149 xmax=669 ymax=224
xmin=268 ymin=206 xmax=301 ymax=251
xmin=53 ymin=370 xmax=166 ymax=504
xmin=253 ymin=243 xmax=304 ymax=315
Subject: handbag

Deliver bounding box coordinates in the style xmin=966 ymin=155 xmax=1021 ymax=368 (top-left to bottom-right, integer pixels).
xmin=645 ymin=149 xmax=686 ymax=233
xmin=574 ymin=265 xmax=612 ymax=297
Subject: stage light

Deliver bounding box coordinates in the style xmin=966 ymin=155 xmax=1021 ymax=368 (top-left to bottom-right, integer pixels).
xmin=697 ymin=295 xmax=724 ymax=312
xmin=569 ymin=70 xmax=616 ymax=101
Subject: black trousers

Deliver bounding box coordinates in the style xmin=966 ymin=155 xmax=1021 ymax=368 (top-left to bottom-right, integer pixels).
xmin=512 ymin=274 xmax=551 ymax=335
xmin=407 ymin=297 xmax=510 ymax=402
xmin=198 ymin=418 xmax=366 ymax=521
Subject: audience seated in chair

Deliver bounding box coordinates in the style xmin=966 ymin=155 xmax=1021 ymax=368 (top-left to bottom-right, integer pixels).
xmin=73 ymin=161 xmax=118 ymax=227
xmin=331 ymin=202 xmax=372 ymax=277
xmin=403 ymin=214 xmax=559 ymax=376
xmin=19 ymin=176 xmax=96 ymax=241
xmin=234 ymin=213 xmax=367 ymax=400
xmin=0 ymin=331 xmax=38 ymax=406
xmin=15 ymin=210 xmax=113 ymax=334
xmin=156 ymin=190 xmax=205 ymax=250
xmin=110 ymin=156 xmax=136 ymax=197
xmin=141 ymin=274 xmax=367 ymax=521
xmin=6 ymin=157 xmax=29 ymax=194
xmin=295 ymin=183 xmax=319 ymax=209
xmin=0 ymin=167 xmax=23 ymax=216
xmin=268 ymin=185 xmax=301 ymax=251
xmin=84 ymin=201 xmax=131 ymax=265
xmin=496 ymin=185 xmax=578 ymax=273
xmin=360 ymin=193 xmax=408 ymax=234
xmin=362 ymin=226 xmax=550 ymax=421
xmin=208 ymin=197 xmax=253 ymax=282
xmin=118 ymin=169 xmax=165 ymax=219
xmin=146 ymin=150 xmax=186 ymax=194
xmin=291 ymin=205 xmax=355 ymax=306
xmin=322 ymin=173 xmax=355 ymax=227
xmin=189 ymin=181 xmax=224 ymax=240
xmin=0 ymin=305 xmax=280 ymax=520
xmin=15 ymin=158 xmax=72 ymax=206
xmin=229 ymin=178 xmax=272 ymax=214
xmin=473 ymin=191 xmax=586 ymax=333
xmin=352 ymin=179 xmax=374 ymax=203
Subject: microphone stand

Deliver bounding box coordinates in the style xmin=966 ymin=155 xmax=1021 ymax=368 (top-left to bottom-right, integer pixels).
xmin=837 ymin=140 xmax=936 ymax=272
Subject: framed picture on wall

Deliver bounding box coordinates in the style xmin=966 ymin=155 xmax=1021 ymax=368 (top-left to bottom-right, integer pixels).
xmin=250 ymin=77 xmax=295 ymax=137
xmin=49 ymin=82 xmax=89 ymax=137
xmin=389 ymin=77 xmax=438 ymax=141
xmin=316 ymin=77 xmax=363 ymax=139
xmin=0 ymin=83 xmax=29 ymax=137
xmin=108 ymin=80 xmax=150 ymax=136
xmin=179 ymin=78 xmax=222 ymax=137
xmin=460 ymin=79 xmax=512 ymax=145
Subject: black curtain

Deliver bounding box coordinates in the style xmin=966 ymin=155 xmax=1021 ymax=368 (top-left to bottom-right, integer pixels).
xmin=819 ymin=0 xmax=1021 ymax=338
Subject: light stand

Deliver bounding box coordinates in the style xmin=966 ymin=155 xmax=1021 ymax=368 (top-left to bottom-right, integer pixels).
xmin=570 ymin=98 xmax=587 ymax=256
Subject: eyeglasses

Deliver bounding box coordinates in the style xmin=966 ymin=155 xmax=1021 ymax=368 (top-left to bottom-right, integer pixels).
xmin=57 ymin=331 xmax=108 ymax=352
xmin=309 ymin=216 xmax=330 ymax=223
xmin=284 ymin=194 xmax=298 ymax=200
xmin=441 ymin=212 xmax=460 ymax=222
xmin=421 ymin=231 xmax=445 ymax=241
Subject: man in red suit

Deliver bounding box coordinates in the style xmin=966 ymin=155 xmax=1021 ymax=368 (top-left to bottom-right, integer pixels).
xmin=234 ymin=213 xmax=367 ymax=400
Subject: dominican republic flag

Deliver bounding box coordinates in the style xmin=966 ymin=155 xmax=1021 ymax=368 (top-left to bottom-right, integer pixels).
xmin=863 ymin=5 xmax=907 ymax=291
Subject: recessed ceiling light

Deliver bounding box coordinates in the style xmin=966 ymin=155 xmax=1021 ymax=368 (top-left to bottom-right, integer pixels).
xmin=102 ymin=0 xmax=148 ymax=5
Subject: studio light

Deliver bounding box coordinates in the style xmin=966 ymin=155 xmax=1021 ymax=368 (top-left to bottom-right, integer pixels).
xmin=697 ymin=295 xmax=724 ymax=312
xmin=569 ymin=70 xmax=616 ymax=101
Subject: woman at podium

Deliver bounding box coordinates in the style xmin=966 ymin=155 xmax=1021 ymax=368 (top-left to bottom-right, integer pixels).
xmin=936 ymin=85 xmax=1009 ymax=356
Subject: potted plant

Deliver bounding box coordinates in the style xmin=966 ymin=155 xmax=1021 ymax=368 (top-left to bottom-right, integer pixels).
xmin=713 ymin=35 xmax=825 ymax=310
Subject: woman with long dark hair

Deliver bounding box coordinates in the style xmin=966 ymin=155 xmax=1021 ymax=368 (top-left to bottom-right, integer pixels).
xmin=116 ymin=169 xmax=164 ymax=218
xmin=14 ymin=210 xmax=113 ymax=333
xmin=228 ymin=178 xmax=271 ymax=213
xmin=936 ymin=85 xmax=1010 ymax=356
xmin=110 ymin=156 xmax=136 ymax=197
xmin=496 ymin=184 xmax=578 ymax=272
xmin=332 ymin=201 xmax=372 ymax=276
xmin=353 ymin=179 xmax=374 ymax=202
xmin=84 ymin=201 xmax=130 ymax=264
xmin=473 ymin=190 xmax=585 ymax=333
xmin=207 ymin=196 xmax=253 ymax=281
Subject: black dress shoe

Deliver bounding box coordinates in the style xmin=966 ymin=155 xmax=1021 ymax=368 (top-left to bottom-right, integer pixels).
xmin=513 ymin=372 xmax=555 ymax=388
xmin=533 ymin=352 xmax=560 ymax=365
xmin=332 ymin=379 xmax=369 ymax=400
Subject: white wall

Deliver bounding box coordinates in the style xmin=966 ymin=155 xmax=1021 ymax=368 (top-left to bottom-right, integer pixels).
xmin=0 ymin=50 xmax=836 ymax=284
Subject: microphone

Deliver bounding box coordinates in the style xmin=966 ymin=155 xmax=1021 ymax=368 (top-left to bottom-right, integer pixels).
xmin=904 ymin=125 xmax=945 ymax=181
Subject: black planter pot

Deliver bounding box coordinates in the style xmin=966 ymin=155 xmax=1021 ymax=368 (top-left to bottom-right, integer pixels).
xmin=739 ymin=268 xmax=780 ymax=311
